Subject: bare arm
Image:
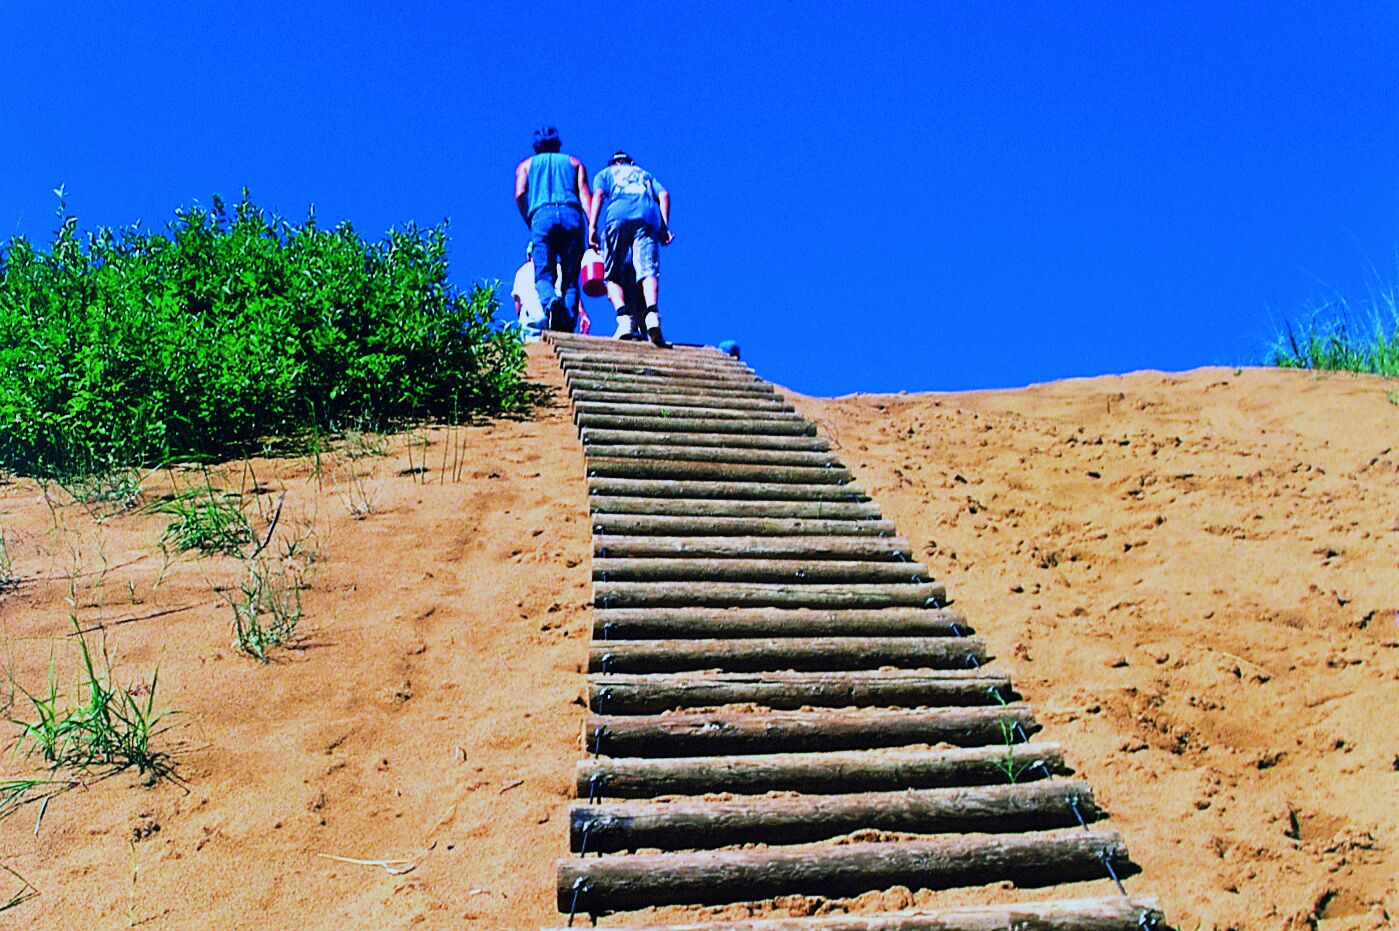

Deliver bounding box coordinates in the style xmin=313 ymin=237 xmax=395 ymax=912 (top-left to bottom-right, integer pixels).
xmin=574 ymin=158 xmax=594 ymax=243
xmin=657 ymin=190 xmax=673 ymax=244
xmin=588 ymin=179 xmax=605 ymax=248
xmin=515 ymin=159 xmax=531 ymax=224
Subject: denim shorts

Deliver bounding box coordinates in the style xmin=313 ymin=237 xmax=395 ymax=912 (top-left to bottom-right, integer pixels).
xmin=603 ymin=219 xmax=660 ymax=282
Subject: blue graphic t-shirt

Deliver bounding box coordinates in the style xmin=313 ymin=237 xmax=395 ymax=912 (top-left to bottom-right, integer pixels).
xmin=592 ymin=164 xmax=666 ymax=231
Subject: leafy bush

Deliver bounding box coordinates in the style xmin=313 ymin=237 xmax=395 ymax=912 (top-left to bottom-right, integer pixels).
xmin=0 ymin=192 xmax=527 ymax=476
xmin=1268 ymin=282 xmax=1399 ymax=376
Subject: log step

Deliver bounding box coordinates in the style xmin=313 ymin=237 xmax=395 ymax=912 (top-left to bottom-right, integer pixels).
xmin=540 ymin=895 xmax=1164 ymax=930
xmin=555 ymin=827 xmax=1130 ymax=912
xmin=594 ymin=581 xmax=945 ymax=610
xmin=591 ymin=515 xmax=897 ymax=537
xmin=583 ymin=445 xmax=840 ymax=467
xmin=557 ymin=352 xmax=755 ymax=375
xmin=569 ymin=780 xmax=1099 ymax=852
xmin=574 ymin=402 xmax=801 ymax=422
xmin=588 ymin=636 xmax=982 ymax=673
xmin=592 ymin=607 xmax=970 ymax=640
xmin=570 ymin=390 xmax=795 ymax=412
xmin=582 ymin=430 xmax=826 ymax=450
xmin=569 ymin=377 xmax=779 ymax=398
xmin=589 ymin=479 xmax=866 ymax=502
xmin=593 ymin=536 xmax=912 ymax=560
xmin=566 ymin=370 xmax=764 ymax=391
xmin=577 ymin=415 xmax=817 ymax=436
xmin=588 ymin=670 xmax=1009 ymax=713
xmin=576 ymin=742 xmax=1067 ymax=798
xmin=546 ymin=333 xmax=727 ymax=355
xmin=594 ymin=558 xmax=930 ymax=584
xmin=587 ymin=458 xmax=854 ymax=485
xmin=585 ymin=705 xmax=1036 ymax=756
xmin=590 ymin=499 xmax=881 ymax=521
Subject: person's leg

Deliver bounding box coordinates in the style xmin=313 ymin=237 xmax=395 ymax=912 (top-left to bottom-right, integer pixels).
xmin=531 ymin=208 xmax=563 ymax=325
xmin=555 ymin=209 xmax=584 ymax=333
xmin=602 ymin=221 xmax=636 ymax=337
xmin=632 ymin=226 xmax=666 ymax=346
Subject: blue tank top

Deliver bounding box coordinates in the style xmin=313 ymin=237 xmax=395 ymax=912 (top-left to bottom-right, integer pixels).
xmin=526 ymin=153 xmax=582 ymax=218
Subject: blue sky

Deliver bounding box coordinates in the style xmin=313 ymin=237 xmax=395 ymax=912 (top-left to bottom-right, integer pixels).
xmin=2 ymin=2 xmax=1396 ymax=395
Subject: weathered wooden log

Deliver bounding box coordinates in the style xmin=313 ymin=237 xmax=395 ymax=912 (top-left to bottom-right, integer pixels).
xmin=593 ymin=558 xmax=930 ymax=584
xmin=587 ymin=458 xmax=853 ymax=485
xmin=571 ymin=390 xmax=794 ymax=412
xmin=583 ymin=445 xmax=840 ymax=467
xmin=557 ymin=348 xmax=753 ymax=373
xmin=585 ymin=705 xmax=1035 ymax=756
xmin=547 ymin=332 xmax=726 ymax=354
xmin=576 ymin=742 xmax=1066 ymax=798
xmin=568 ymin=376 xmax=778 ymax=398
xmin=591 ymin=515 xmax=896 ymax=537
xmin=564 ymin=365 xmax=761 ymax=388
xmin=592 ymin=606 xmax=969 ymax=640
xmin=575 ymin=401 xmax=805 ymax=423
xmin=589 ymin=479 xmax=863 ymax=502
xmin=590 ymin=498 xmax=882 ymax=520
xmin=556 ymin=827 xmax=1128 ymax=911
xmin=593 ymin=535 xmax=911 ymax=561
xmin=594 ymin=581 xmax=944 ymax=610
xmin=541 ymin=895 xmax=1164 ymax=931
xmin=577 ymin=415 xmax=817 ymax=436
xmin=588 ymin=636 xmax=982 ymax=674
xmin=588 ymin=670 xmax=1009 ymax=713
xmin=582 ymin=429 xmax=826 ymax=450
xmin=570 ymin=780 xmax=1098 ymax=852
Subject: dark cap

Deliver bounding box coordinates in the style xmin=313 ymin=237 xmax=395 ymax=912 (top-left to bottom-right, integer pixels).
xmin=609 ymin=150 xmax=634 ymax=165
xmin=533 ymin=126 xmax=561 ymax=153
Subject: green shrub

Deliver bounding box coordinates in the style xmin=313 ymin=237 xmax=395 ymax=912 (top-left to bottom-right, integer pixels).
xmin=0 ymin=192 xmax=527 ymax=476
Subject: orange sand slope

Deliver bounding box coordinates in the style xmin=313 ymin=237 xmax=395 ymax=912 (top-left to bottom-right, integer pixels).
xmin=0 ymin=348 xmax=1394 ymax=930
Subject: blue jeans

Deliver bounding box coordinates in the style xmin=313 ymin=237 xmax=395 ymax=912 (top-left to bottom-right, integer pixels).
xmin=530 ymin=205 xmax=585 ymax=332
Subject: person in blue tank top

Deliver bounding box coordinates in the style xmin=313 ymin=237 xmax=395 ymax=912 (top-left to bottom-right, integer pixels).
xmin=588 ymin=151 xmax=673 ymax=347
xmin=514 ymin=126 xmax=593 ymax=332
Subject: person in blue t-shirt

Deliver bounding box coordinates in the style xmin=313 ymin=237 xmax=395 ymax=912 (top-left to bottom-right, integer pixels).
xmin=588 ymin=151 xmax=674 ymax=347
xmin=515 ymin=126 xmax=594 ymax=332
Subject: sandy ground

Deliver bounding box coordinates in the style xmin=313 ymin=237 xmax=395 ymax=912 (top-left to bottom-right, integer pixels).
xmin=0 ymin=347 xmax=1395 ymax=930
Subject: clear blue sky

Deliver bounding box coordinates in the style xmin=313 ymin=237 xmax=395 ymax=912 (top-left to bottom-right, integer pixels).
xmin=3 ymin=2 xmax=1396 ymax=395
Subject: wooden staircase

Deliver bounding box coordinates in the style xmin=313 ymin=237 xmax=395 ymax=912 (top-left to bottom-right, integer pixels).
xmin=543 ymin=333 xmax=1166 ymax=930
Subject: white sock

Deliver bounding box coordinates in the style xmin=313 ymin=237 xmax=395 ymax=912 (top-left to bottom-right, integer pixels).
xmin=644 ymin=311 xmax=661 ymax=331
xmin=612 ymin=314 xmax=631 ymax=338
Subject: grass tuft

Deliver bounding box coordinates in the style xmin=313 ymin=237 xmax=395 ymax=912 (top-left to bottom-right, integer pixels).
xmin=149 ymin=485 xmax=253 ymax=557
xmin=9 ymin=620 xmax=174 ymax=776
xmin=228 ymin=558 xmax=303 ymax=660
xmin=1268 ymin=279 xmax=1399 ymax=376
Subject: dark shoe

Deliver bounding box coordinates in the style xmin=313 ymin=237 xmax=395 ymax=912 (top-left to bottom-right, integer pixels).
xmin=647 ymin=326 xmax=670 ymax=348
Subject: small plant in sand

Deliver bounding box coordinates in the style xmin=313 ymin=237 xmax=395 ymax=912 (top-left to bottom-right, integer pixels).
xmin=55 ymin=466 xmax=143 ymax=518
xmin=149 ymin=485 xmax=253 ymax=557
xmin=0 ymin=531 xmax=15 ymax=592
xmin=0 ymin=863 xmax=38 ymax=912
xmin=227 ymin=558 xmax=304 ymax=660
xmin=9 ymin=620 xmax=174 ymax=776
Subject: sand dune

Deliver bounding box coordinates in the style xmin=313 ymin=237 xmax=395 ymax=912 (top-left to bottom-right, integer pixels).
xmin=0 ymin=349 xmax=1393 ymax=929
